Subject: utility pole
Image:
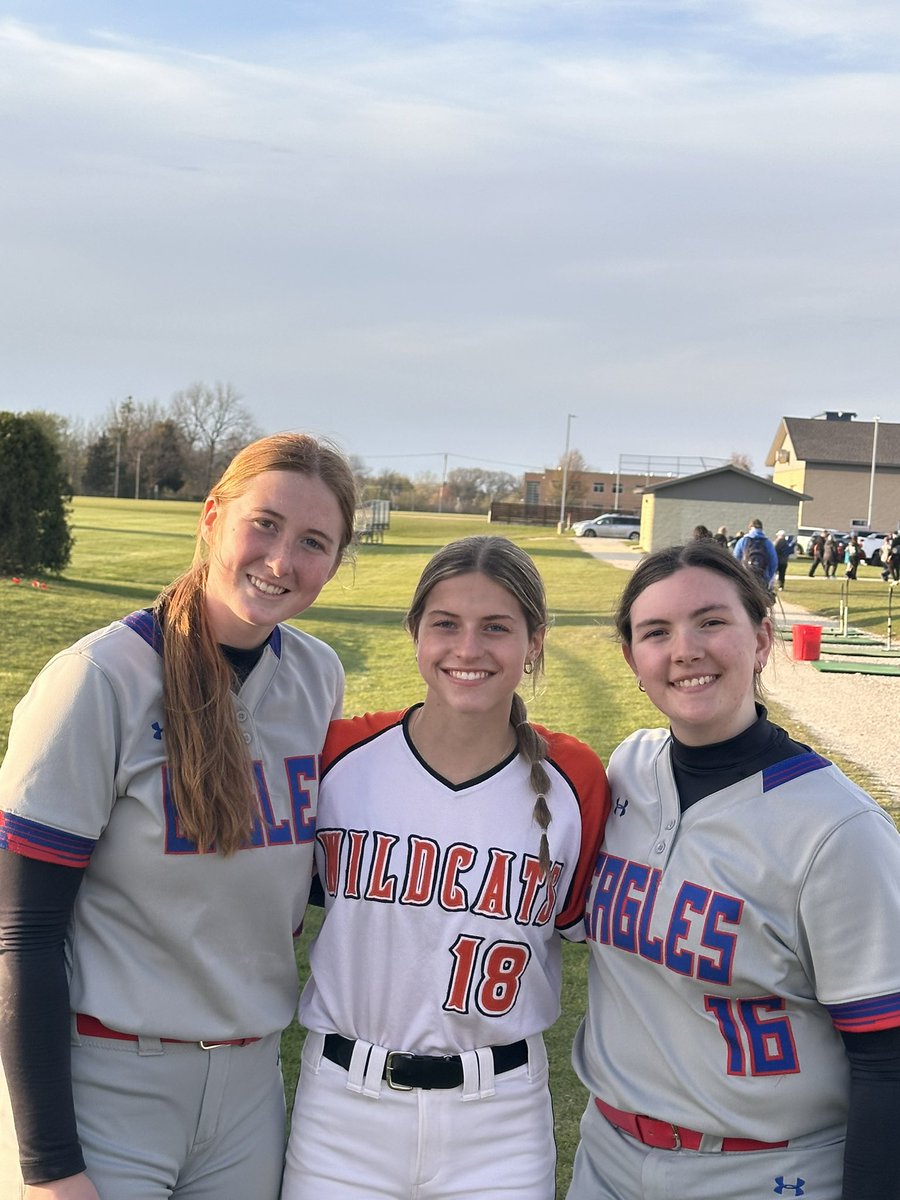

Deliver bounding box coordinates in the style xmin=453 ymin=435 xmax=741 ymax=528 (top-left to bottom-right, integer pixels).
xmin=866 ymin=416 xmax=880 ymax=528
xmin=557 ymin=413 xmax=576 ymax=534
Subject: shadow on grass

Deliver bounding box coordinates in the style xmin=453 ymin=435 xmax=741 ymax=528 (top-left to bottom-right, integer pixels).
xmin=53 ymin=578 xmax=162 ymax=602
xmin=72 ymin=525 xmax=195 ymax=541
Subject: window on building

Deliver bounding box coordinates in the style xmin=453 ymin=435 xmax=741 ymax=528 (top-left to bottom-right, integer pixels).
xmin=525 ymin=482 xmax=540 ymax=505
xmin=592 ymin=482 xmax=605 ymax=494
xmin=612 ymin=483 xmax=624 ymax=494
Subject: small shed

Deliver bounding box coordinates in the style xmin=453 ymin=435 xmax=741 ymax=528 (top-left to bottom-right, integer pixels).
xmin=638 ymin=466 xmax=809 ymax=552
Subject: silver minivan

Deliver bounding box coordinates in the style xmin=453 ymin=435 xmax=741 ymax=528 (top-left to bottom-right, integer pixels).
xmin=571 ymin=513 xmax=641 ymax=540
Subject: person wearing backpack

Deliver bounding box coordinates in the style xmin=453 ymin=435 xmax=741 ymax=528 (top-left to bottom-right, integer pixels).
xmin=732 ymin=519 xmax=778 ymax=593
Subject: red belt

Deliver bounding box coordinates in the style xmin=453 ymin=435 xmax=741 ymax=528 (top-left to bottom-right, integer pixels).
xmin=76 ymin=1013 xmax=260 ymax=1049
xmin=595 ymin=1097 xmax=788 ymax=1153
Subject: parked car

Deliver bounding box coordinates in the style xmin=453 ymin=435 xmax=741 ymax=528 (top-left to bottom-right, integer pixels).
xmin=571 ymin=513 xmax=641 ymax=540
xmin=798 ymin=528 xmax=849 ymax=556
xmin=860 ymin=532 xmax=888 ymax=566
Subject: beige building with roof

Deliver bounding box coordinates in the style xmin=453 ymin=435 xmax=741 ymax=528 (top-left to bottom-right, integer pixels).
xmin=766 ymin=413 xmax=900 ymax=532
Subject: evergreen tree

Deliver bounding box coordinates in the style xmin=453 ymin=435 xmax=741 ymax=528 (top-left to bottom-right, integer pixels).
xmin=82 ymin=433 xmax=116 ymax=495
xmin=0 ymin=412 xmax=73 ymax=573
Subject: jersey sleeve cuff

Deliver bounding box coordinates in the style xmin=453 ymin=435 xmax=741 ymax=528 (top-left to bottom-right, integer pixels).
xmin=0 ymin=813 xmax=96 ymax=868
xmin=827 ymin=992 xmax=900 ymax=1033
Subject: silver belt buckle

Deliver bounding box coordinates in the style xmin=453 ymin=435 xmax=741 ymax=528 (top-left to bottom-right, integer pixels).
xmin=199 ymin=1040 xmax=232 ymax=1050
xmin=669 ymin=1124 xmax=682 ymax=1151
xmin=385 ymin=1051 xmax=414 ymax=1091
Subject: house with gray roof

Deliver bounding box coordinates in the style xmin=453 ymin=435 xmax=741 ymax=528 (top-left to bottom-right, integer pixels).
xmin=766 ymin=413 xmax=900 ymax=532
xmin=638 ymin=466 xmax=808 ymax=552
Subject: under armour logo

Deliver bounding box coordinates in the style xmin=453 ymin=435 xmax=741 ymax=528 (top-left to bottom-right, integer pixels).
xmin=614 ymin=797 xmax=629 ymax=816
xmin=774 ymin=1178 xmax=805 ymax=1196
xmin=151 ymin=722 xmax=163 ymax=740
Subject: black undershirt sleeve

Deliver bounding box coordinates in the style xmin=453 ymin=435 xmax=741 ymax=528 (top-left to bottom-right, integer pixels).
xmin=0 ymin=851 xmax=87 ymax=1184
xmin=840 ymin=1026 xmax=900 ymax=1198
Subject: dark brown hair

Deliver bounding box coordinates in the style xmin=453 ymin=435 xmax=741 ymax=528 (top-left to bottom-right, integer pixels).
xmin=616 ymin=539 xmax=772 ymax=647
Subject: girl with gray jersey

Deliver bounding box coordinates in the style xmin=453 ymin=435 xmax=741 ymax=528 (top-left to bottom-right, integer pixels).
xmin=0 ymin=433 xmax=357 ymax=1200
xmin=569 ymin=540 xmax=900 ymax=1200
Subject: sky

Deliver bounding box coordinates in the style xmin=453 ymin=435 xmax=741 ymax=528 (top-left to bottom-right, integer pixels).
xmin=2 ymin=1 xmax=899 ymax=483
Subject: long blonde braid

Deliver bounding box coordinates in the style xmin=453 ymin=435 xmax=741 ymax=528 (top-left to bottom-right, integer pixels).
xmin=510 ymin=692 xmax=553 ymax=878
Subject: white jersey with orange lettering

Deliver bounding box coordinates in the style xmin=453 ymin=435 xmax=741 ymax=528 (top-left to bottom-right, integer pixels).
xmin=0 ymin=609 xmax=343 ymax=1040
xmin=299 ymin=707 xmax=610 ymax=1053
xmin=573 ymin=727 xmax=900 ymax=1146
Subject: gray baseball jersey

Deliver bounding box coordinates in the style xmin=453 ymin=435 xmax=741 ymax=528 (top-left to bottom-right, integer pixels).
xmin=0 ymin=610 xmax=343 ymax=1040
xmin=573 ymin=728 xmax=900 ymax=1144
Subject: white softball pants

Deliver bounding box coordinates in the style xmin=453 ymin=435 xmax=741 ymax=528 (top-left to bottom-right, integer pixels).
xmin=281 ymin=1031 xmax=556 ymax=1200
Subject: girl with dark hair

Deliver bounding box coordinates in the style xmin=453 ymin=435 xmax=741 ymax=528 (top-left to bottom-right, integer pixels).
xmin=567 ymin=540 xmax=900 ymax=1199
xmin=0 ymin=433 xmax=357 ymax=1200
xmin=281 ymin=535 xmax=609 ymax=1200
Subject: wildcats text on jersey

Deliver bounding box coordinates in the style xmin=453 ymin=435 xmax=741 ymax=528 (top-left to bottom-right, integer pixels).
xmin=317 ymin=827 xmax=562 ymax=925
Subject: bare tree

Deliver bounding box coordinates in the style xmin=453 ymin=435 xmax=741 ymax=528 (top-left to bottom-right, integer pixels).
xmin=445 ymin=467 xmax=521 ymax=514
xmin=170 ymin=382 xmax=260 ymax=493
xmin=545 ymin=448 xmax=588 ymax=505
xmin=729 ymin=451 xmax=754 ymax=473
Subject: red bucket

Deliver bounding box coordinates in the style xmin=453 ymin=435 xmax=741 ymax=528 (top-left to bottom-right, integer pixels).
xmin=792 ymin=624 xmax=822 ymax=661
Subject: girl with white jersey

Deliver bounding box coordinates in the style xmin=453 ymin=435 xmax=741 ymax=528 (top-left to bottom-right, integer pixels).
xmin=281 ymin=535 xmax=610 ymax=1200
xmin=0 ymin=433 xmax=357 ymax=1200
xmin=568 ymin=539 xmax=900 ymax=1200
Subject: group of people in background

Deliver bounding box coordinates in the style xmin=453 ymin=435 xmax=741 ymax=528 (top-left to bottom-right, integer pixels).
xmin=2 ymin=431 xmax=900 ymax=1200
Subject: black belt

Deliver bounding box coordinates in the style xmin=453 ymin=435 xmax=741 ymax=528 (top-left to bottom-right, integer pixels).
xmin=322 ymin=1033 xmax=528 ymax=1091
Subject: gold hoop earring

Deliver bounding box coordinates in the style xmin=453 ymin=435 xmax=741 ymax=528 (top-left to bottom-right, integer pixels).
xmin=637 ymin=679 xmax=646 ymax=692
xmin=523 ymin=660 xmax=534 ymax=675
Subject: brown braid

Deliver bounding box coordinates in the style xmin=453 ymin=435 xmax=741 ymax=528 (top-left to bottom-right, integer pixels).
xmin=511 ymin=693 xmax=552 ymax=878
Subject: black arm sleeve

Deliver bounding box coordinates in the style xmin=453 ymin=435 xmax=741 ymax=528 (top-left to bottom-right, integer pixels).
xmin=0 ymin=851 xmax=87 ymax=1184
xmin=840 ymin=1026 xmax=900 ymax=1199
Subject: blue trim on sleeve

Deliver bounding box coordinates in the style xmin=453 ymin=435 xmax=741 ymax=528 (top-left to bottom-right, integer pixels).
xmin=120 ymin=609 xmax=164 ymax=655
xmin=762 ymin=752 xmax=830 ymax=792
xmin=827 ymin=992 xmax=900 ymax=1033
xmin=0 ymin=812 xmax=96 ymax=868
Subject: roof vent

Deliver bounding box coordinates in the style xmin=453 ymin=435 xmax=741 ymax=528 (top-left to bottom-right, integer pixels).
xmin=821 ymin=411 xmax=856 ymax=421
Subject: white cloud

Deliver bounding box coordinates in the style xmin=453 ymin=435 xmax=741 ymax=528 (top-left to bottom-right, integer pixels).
xmin=0 ymin=9 xmax=898 ymax=475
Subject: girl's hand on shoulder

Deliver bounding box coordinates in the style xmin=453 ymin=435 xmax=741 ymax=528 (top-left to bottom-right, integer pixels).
xmin=25 ymin=1174 xmax=100 ymax=1200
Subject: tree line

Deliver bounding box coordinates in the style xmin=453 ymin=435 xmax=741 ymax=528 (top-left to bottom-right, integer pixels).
xmin=13 ymin=382 xmax=526 ymax=514
xmin=1 ymin=383 xmax=530 ymax=573
xmin=24 ymin=382 xmax=263 ymax=502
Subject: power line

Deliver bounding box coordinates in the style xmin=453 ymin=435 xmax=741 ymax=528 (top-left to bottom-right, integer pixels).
xmin=361 ymin=451 xmax=543 ymax=471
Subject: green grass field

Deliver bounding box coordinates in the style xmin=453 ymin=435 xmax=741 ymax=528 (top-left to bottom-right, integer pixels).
xmin=1 ymin=500 xmax=895 ymax=1193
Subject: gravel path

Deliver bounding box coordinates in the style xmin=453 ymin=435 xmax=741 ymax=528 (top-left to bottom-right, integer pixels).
xmin=575 ymin=539 xmax=900 ymax=808
xmin=763 ymin=596 xmax=899 ymax=807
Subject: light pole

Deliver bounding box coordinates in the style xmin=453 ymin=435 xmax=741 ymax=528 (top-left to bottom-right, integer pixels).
xmin=557 ymin=413 xmax=576 ymax=534
xmin=866 ymin=416 xmax=880 ymax=528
